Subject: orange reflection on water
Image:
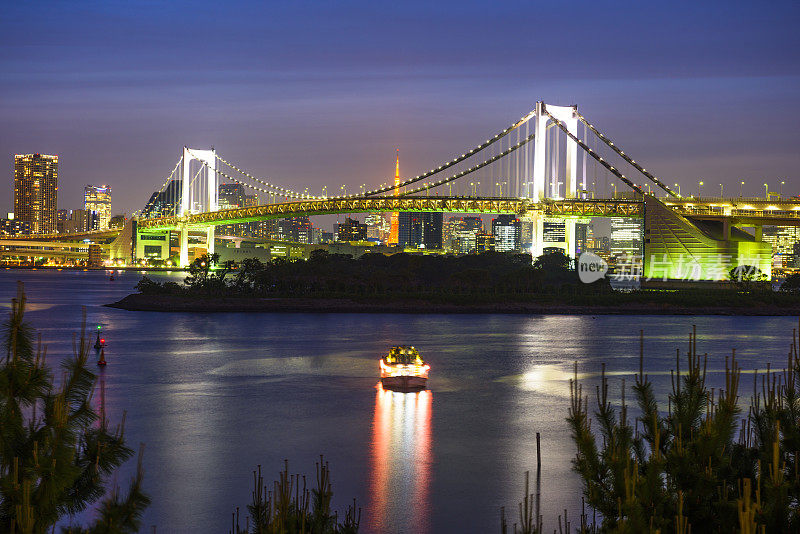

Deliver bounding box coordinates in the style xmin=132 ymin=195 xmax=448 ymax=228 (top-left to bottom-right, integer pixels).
xmin=367 ymin=383 xmax=432 ymax=533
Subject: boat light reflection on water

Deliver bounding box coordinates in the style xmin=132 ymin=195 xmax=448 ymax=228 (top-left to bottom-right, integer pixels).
xmin=368 ymin=384 xmax=432 ymax=534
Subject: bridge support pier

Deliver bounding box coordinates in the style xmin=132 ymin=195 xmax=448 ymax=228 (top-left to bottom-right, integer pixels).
xmin=179 ymin=225 xmax=189 ymax=268
xmin=206 ymin=227 xmax=215 ymax=256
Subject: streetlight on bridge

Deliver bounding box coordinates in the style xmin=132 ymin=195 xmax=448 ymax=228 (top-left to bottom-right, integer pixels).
xmin=719 ymin=184 xmax=723 ymax=198
xmin=764 ymin=183 xmax=769 ymax=199
xmin=739 ymin=181 xmax=744 ymax=197
xmin=781 ymin=181 xmax=785 ymax=198
xmin=674 ymin=183 xmax=681 ymax=196
xmin=698 ymin=180 xmax=703 ymax=199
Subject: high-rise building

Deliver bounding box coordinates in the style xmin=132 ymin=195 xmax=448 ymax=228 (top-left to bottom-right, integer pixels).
xmin=84 ymin=185 xmax=112 ymax=229
xmin=444 ymin=216 xmax=483 ymax=252
xmin=520 ymin=220 xmax=534 ymax=249
xmin=609 ymin=218 xmax=642 ymax=258
xmin=337 ymin=217 xmax=368 ymax=242
xmin=56 ymin=209 xmax=69 ymax=233
xmin=365 ymin=213 xmax=389 ymax=242
xmin=62 ymin=209 xmax=97 ymax=233
xmin=219 ymin=183 xmax=246 ymax=209
xmin=14 ymin=154 xmax=58 ymax=233
xmin=492 ymin=214 xmax=521 ymax=252
xmin=763 ymin=226 xmax=800 ymax=268
xmin=575 ymin=223 xmax=593 ymax=255
xmin=399 ymin=212 xmax=443 ymax=249
xmin=477 ymin=233 xmax=495 ymax=252
xmin=542 ymin=220 xmax=566 ymax=246
xmin=142 ymin=180 xmax=181 ymax=219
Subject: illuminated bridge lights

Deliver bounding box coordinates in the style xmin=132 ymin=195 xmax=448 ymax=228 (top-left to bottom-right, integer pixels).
xmin=136 ymin=197 xmax=645 ymax=230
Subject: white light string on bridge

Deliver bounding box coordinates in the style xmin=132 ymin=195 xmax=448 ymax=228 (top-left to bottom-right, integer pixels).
xmin=190 ymin=155 xmax=300 ymax=202
xmin=362 ymin=108 xmax=538 ymax=198
xmin=542 ymin=107 xmax=645 ymax=196
xmin=215 ymin=154 xmax=324 ymax=199
xmin=574 ymin=110 xmax=678 ymax=198
xmin=396 ymin=131 xmax=537 ymax=197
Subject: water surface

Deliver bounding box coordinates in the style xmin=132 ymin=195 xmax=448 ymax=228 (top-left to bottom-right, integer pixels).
xmin=1 ymin=269 xmax=794 ymax=533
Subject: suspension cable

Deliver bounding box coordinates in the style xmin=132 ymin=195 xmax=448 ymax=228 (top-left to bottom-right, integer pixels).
xmin=362 ymin=109 xmax=537 ymax=197
xmin=396 ymin=132 xmax=536 ymax=197
xmin=190 ymin=156 xmax=296 ymax=202
xmin=215 ymin=154 xmax=323 ymax=199
xmin=542 ymin=107 xmax=644 ymax=196
xmin=575 ymin=110 xmax=677 ymax=198
xmin=141 ymin=156 xmax=183 ymax=218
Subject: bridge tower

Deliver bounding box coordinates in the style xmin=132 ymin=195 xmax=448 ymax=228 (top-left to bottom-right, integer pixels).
xmin=179 ymin=147 xmax=218 ymax=267
xmin=530 ymin=102 xmax=580 ymax=258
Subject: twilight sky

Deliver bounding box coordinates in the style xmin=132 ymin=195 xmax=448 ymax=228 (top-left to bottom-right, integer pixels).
xmin=1 ymin=0 xmax=799 ymax=214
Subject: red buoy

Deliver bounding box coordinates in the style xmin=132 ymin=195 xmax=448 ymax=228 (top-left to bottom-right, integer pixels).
xmin=97 ymin=348 xmax=107 ymax=366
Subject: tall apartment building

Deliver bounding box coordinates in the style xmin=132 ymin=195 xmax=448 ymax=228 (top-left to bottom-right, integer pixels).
xmin=14 ymin=154 xmax=58 ymax=233
xmin=84 ymin=185 xmax=112 ymax=229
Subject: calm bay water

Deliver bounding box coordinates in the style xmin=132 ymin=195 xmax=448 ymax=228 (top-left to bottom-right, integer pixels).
xmin=2 ymin=269 xmax=796 ymax=533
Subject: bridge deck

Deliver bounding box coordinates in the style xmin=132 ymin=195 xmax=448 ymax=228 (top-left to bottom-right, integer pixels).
xmin=136 ymin=196 xmax=643 ymax=230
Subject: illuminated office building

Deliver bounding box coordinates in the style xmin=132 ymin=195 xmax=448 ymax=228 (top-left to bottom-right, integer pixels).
xmin=399 ymin=212 xmax=443 ymax=249
xmin=492 ymin=214 xmax=521 ymax=252
xmin=610 ymin=217 xmax=642 ymax=258
xmin=14 ymin=154 xmax=58 ymax=233
xmin=84 ymin=185 xmax=112 ymax=229
xmin=575 ymin=223 xmax=593 ymax=255
xmin=143 ymin=180 xmax=181 ymax=219
xmin=337 ymin=217 xmax=368 ymax=242
xmin=763 ymin=226 xmax=800 ymax=268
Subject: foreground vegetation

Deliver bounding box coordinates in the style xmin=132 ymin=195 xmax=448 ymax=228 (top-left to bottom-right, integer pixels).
xmin=0 ymin=284 xmax=149 ymax=533
xmin=503 ymin=326 xmax=800 ymax=533
xmin=230 ymin=458 xmax=360 ymax=534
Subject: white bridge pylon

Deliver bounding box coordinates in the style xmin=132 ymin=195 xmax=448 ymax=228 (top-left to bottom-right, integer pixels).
xmin=179 ymin=147 xmax=218 ymax=267
xmin=533 ymin=102 xmax=578 ymax=201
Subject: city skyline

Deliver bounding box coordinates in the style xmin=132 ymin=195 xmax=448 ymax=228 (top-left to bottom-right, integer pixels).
xmin=2 ymin=1 xmax=799 ymax=214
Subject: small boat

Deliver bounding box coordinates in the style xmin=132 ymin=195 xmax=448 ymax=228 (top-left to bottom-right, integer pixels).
xmin=94 ymin=329 xmax=105 ymax=350
xmin=109 ymin=275 xmax=115 ymax=281
xmin=380 ymin=346 xmax=430 ymax=391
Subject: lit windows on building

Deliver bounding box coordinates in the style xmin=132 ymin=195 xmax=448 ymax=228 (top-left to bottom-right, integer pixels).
xmin=399 ymin=212 xmax=443 ymax=249
xmin=610 ymin=217 xmax=642 ymax=258
xmin=542 ymin=220 xmax=565 ymax=244
xmin=84 ymin=185 xmax=112 ymax=229
xmin=336 ymin=217 xmax=368 ymax=242
xmin=575 ymin=223 xmax=593 ymax=255
xmin=142 ymin=180 xmax=181 ymax=219
xmin=491 ymin=214 xmax=521 ymax=252
xmin=14 ymin=154 xmax=58 ymax=234
xmin=763 ymin=225 xmax=800 ymax=268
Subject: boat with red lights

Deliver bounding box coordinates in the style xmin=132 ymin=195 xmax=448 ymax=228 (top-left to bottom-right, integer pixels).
xmin=380 ymin=346 xmax=429 ymax=390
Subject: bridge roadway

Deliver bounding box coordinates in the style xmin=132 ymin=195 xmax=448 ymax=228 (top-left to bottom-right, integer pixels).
xmin=6 ymin=195 xmax=800 ymax=243
xmin=136 ymin=196 xmax=643 ymax=231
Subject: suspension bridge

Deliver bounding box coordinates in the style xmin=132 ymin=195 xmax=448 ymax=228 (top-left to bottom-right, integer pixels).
xmin=8 ymin=101 xmax=799 ymax=280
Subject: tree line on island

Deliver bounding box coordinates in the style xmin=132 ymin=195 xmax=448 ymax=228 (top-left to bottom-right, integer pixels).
xmin=135 ymin=250 xmax=800 ymax=309
xmin=136 ymin=250 xmax=611 ymax=299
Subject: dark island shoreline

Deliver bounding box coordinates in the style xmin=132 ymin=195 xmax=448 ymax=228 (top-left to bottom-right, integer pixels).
xmin=107 ymin=293 xmax=800 ymax=316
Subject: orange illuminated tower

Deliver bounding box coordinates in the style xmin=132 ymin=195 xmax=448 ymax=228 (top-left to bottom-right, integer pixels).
xmin=388 ymin=149 xmax=400 ymax=245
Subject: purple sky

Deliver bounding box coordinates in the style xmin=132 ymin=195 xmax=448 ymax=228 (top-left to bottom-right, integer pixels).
xmin=2 ymin=0 xmax=799 ymax=214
